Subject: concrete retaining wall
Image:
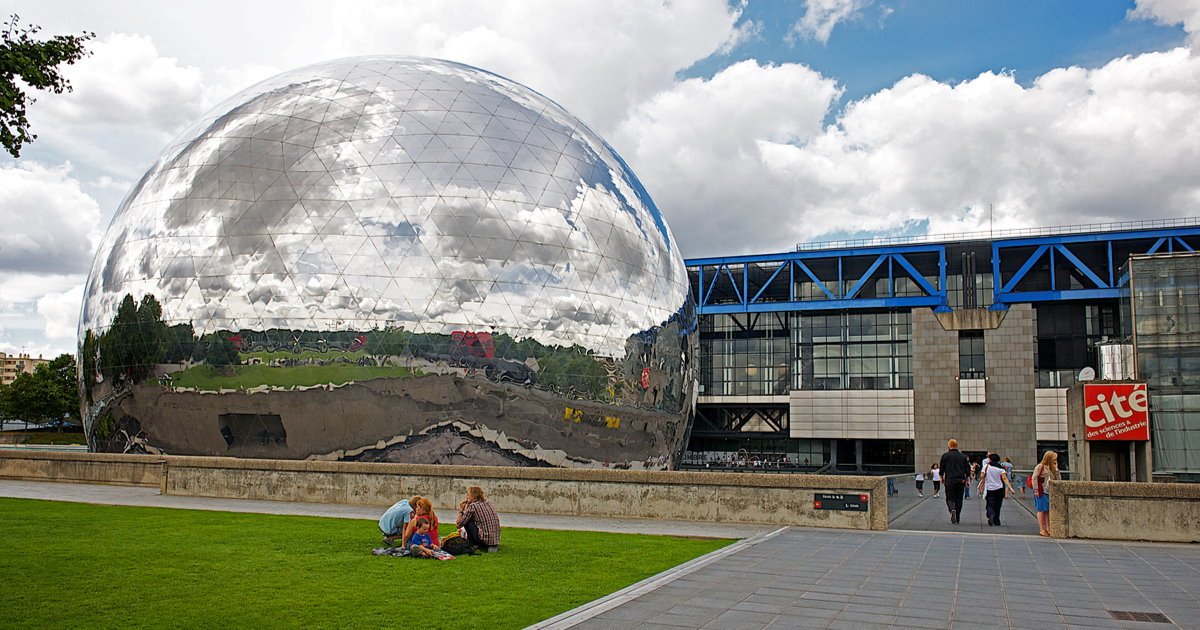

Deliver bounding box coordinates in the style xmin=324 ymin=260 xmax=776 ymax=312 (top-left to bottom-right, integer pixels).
xmin=0 ymin=452 xmax=886 ymax=530
xmin=0 ymin=450 xmax=164 ymax=488
xmin=1050 ymin=480 xmax=1200 ymax=543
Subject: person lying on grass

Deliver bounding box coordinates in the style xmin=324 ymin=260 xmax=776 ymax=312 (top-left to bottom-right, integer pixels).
xmin=408 ymin=518 xmax=439 ymax=558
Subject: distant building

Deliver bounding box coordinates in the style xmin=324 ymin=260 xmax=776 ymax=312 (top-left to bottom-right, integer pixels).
xmin=0 ymin=352 xmax=48 ymax=386
xmin=684 ymin=218 xmax=1200 ymax=481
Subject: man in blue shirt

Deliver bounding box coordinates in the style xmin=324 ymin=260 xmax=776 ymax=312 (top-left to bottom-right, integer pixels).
xmin=379 ymin=496 xmax=419 ymax=546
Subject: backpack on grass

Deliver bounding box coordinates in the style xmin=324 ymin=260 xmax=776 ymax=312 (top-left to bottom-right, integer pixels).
xmin=441 ymin=532 xmax=477 ymax=556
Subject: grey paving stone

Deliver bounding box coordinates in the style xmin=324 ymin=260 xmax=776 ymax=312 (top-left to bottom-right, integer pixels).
xmin=731 ymin=600 xmax=789 ymax=615
xmin=767 ymin=619 xmax=830 ymax=630
xmin=597 ymin=606 xmax=667 ymax=621
xmin=709 ymin=609 xmax=777 ymax=625
xmin=571 ymin=618 xmax=641 ymax=630
xmin=788 ymin=598 xmax=846 ymax=613
xmin=826 ymin=619 xmax=892 ymax=630
xmin=843 ymin=602 xmax=900 ymax=617
xmin=890 ymin=615 xmax=952 ymax=630
xmin=646 ymin=611 xmax=719 ymax=627
xmin=832 ymin=610 xmax=895 ymax=625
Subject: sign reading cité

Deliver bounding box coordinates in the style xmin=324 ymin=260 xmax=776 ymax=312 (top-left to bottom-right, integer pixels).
xmin=1084 ymin=383 xmax=1150 ymax=441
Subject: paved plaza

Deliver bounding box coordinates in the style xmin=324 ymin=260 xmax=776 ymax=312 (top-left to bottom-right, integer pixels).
xmin=4 ymin=480 xmax=1198 ymax=629
xmin=889 ymin=482 xmax=1040 ymax=535
xmin=550 ymin=528 xmax=1200 ymax=630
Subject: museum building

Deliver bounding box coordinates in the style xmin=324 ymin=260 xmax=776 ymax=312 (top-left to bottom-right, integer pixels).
xmin=682 ymin=219 xmax=1200 ymax=481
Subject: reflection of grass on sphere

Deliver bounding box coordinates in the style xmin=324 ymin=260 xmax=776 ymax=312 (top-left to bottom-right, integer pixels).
xmin=0 ymin=499 xmax=731 ymax=629
xmin=242 ymin=349 xmax=366 ymax=362
xmin=170 ymin=363 xmax=420 ymax=390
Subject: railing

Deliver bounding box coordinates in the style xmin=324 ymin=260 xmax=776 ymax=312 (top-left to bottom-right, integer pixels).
xmin=796 ymin=216 xmax=1200 ymax=252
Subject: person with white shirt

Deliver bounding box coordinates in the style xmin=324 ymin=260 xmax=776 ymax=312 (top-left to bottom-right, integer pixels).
xmin=978 ymin=453 xmax=1015 ymax=526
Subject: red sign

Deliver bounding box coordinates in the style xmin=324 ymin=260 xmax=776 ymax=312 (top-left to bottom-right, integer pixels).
xmin=1084 ymin=383 xmax=1150 ymax=441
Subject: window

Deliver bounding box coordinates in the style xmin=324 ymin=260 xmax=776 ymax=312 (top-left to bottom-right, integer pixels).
xmin=959 ymin=330 xmax=985 ymax=378
xmin=794 ymin=311 xmax=912 ymax=390
xmin=699 ymin=313 xmax=790 ymax=396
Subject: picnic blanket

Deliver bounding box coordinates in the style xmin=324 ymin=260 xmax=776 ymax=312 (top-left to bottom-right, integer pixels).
xmin=371 ymin=547 xmax=454 ymax=560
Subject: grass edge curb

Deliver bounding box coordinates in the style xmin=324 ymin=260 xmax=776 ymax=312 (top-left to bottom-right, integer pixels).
xmin=527 ymin=526 xmax=790 ymax=630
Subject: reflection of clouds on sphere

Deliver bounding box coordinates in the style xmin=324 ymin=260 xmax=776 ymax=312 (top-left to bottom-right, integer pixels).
xmin=80 ymin=56 xmax=689 ymax=357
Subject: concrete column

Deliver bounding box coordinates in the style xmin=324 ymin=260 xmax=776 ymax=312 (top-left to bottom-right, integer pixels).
xmin=912 ymin=305 xmax=1037 ymax=470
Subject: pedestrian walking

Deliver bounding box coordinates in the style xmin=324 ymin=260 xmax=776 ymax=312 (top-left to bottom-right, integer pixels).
xmin=938 ymin=439 xmax=970 ymax=524
xmin=915 ymin=470 xmax=926 ymax=497
xmin=1000 ymin=456 xmax=1016 ymax=493
xmin=965 ymin=460 xmax=975 ymax=500
xmin=930 ymin=463 xmax=941 ymax=497
xmin=979 ymin=453 xmax=1015 ymax=526
xmin=1033 ymin=451 xmax=1061 ymax=537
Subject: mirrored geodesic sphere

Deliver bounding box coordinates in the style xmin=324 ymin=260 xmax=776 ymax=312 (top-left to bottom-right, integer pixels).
xmin=79 ymin=56 xmax=696 ymax=469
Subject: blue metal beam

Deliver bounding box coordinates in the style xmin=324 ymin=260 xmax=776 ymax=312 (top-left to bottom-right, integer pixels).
xmin=794 ymin=260 xmax=836 ymax=300
xmin=893 ymin=253 xmax=939 ymax=297
xmin=1053 ymin=244 xmax=1108 ymax=288
xmin=990 ymin=226 xmax=1200 ymax=305
xmin=699 ymin=295 xmax=947 ymax=315
xmin=999 ymin=244 xmax=1049 ymax=294
xmin=750 ymin=262 xmax=787 ymax=304
xmin=845 ymin=255 xmax=887 ymax=300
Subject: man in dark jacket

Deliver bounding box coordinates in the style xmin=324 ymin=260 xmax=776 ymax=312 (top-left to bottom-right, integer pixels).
xmin=939 ymin=438 xmax=970 ymax=524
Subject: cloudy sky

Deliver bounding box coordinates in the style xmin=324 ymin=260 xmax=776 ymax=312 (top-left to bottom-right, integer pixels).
xmin=1 ymin=0 xmax=1197 ymax=357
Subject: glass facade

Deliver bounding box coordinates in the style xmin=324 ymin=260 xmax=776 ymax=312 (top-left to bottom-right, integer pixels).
xmin=78 ymin=56 xmax=696 ymax=469
xmin=697 ymin=310 xmax=915 ymax=395
xmin=1033 ymin=302 xmax=1121 ymax=387
xmin=1131 ymin=254 xmax=1200 ymax=477
xmin=698 ymin=313 xmax=790 ymax=396
xmin=793 ymin=311 xmax=912 ymax=390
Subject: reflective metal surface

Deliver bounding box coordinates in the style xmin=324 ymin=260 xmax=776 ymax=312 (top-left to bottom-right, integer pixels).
xmin=79 ymin=56 xmax=696 ymax=469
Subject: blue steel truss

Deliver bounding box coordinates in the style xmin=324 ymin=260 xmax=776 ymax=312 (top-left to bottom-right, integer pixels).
xmin=990 ymin=227 xmax=1200 ymax=308
xmin=689 ymin=244 xmax=949 ymax=315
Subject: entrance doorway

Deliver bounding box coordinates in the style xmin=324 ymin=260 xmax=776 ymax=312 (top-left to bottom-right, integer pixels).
xmin=1089 ymin=442 xmax=1131 ymax=481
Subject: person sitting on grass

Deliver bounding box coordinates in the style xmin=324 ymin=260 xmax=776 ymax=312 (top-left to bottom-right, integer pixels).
xmin=408 ymin=517 xmax=439 ymax=558
xmin=403 ymin=497 xmax=440 ymax=547
xmin=379 ymin=495 xmax=420 ymax=547
xmin=456 ymin=485 xmax=501 ymax=551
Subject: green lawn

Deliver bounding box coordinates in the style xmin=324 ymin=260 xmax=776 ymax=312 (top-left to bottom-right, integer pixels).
xmin=241 ymin=349 xmax=366 ymax=362
xmin=0 ymin=499 xmax=729 ymax=629
xmin=170 ymin=364 xmax=420 ymax=390
xmin=1 ymin=432 xmax=85 ymax=445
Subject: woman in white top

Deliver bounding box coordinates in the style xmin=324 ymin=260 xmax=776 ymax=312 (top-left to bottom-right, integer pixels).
xmin=978 ymin=453 xmax=1015 ymax=526
xmin=929 ymin=463 xmax=941 ymax=498
xmin=915 ymin=471 xmax=926 ymax=497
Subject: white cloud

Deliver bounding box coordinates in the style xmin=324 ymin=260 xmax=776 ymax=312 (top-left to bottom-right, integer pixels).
xmin=330 ymin=1 xmax=748 ymax=132
xmin=619 ymin=48 xmax=1200 ymax=256
xmin=37 ymin=285 xmax=85 ymax=340
xmin=0 ymin=162 xmax=102 ymax=274
xmin=614 ymin=59 xmax=842 ymax=255
xmin=0 ymin=275 xmax=83 ymax=358
xmin=791 ymin=0 xmax=871 ymax=44
xmin=23 ymin=33 xmax=210 ymax=180
xmin=36 ymin=33 xmax=206 ymax=131
xmin=1131 ymin=0 xmax=1200 ymax=45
